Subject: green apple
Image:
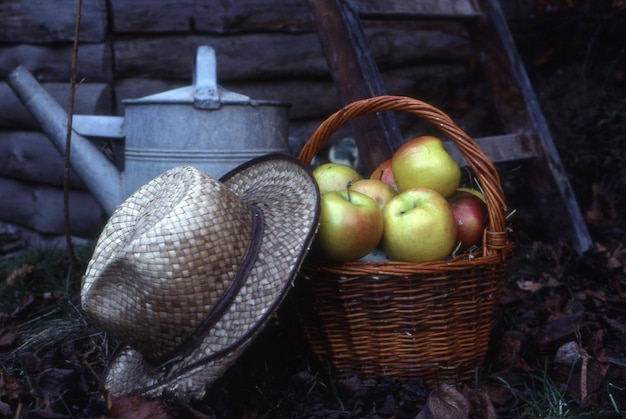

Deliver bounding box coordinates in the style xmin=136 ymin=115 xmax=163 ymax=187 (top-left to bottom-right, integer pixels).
xmin=382 ymin=187 xmax=457 ymax=263
xmin=351 ymin=178 xmax=398 ymax=208
xmin=391 ymin=136 xmax=461 ymax=198
xmin=316 ymin=188 xmax=383 ymax=262
xmin=448 ymin=188 xmax=488 ymax=251
xmin=313 ymin=163 xmax=363 ymax=195
xmin=370 ymin=158 xmax=397 ymax=190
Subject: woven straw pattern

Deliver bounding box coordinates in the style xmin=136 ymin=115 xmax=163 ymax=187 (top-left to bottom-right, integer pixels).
xmin=295 ymin=96 xmax=513 ymax=385
xmin=81 ymin=155 xmax=320 ymax=400
xmin=82 ymin=167 xmax=253 ymax=361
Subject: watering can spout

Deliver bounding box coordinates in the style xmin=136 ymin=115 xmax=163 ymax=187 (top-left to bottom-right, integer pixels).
xmin=8 ymin=46 xmax=290 ymax=218
xmin=7 ymin=65 xmax=123 ymax=215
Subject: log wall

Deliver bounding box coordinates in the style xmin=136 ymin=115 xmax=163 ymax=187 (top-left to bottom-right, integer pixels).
xmin=0 ymin=0 xmax=527 ymax=252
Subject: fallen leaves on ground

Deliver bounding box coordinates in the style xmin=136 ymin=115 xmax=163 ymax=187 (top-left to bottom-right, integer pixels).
xmin=102 ymin=395 xmax=176 ymax=419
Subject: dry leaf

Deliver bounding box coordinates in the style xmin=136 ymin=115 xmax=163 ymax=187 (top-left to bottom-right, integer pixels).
xmin=0 ymin=326 xmax=18 ymax=348
xmin=0 ymin=369 xmax=24 ymax=400
xmin=461 ymin=386 xmax=498 ymax=419
xmin=516 ymin=280 xmax=544 ymax=293
xmin=102 ymin=395 xmax=175 ymax=419
xmin=536 ymin=311 xmax=584 ymax=346
xmin=415 ymin=384 xmax=469 ymax=419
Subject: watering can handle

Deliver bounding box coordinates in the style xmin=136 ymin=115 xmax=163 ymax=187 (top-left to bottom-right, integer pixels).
xmin=193 ymin=46 xmax=221 ymax=109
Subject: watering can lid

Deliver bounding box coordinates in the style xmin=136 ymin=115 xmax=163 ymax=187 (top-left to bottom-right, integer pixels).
xmin=122 ymin=46 xmax=288 ymax=109
xmin=122 ymin=85 xmax=270 ymax=107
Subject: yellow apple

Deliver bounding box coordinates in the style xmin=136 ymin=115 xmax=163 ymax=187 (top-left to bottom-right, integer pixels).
xmin=382 ymin=187 xmax=457 ymax=263
xmin=316 ymin=189 xmax=383 ymax=262
xmin=351 ymin=178 xmax=398 ymax=208
xmin=391 ymin=136 xmax=461 ymax=198
xmin=313 ymin=163 xmax=363 ymax=195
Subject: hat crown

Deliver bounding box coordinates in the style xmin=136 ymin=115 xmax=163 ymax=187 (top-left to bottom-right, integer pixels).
xmin=82 ymin=166 xmax=256 ymax=361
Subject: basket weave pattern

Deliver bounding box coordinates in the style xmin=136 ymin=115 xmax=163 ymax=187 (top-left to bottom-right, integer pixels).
xmin=296 ymin=96 xmax=513 ymax=384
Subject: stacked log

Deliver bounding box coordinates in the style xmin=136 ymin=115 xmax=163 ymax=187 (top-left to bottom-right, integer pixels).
xmin=0 ymin=0 xmax=109 ymax=251
xmin=0 ymin=0 xmax=475 ymax=252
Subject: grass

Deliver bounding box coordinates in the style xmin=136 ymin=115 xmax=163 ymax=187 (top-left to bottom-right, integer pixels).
xmin=0 ymin=244 xmax=93 ymax=311
xmin=0 ymin=244 xmax=109 ymax=400
xmin=1 ymin=240 xmax=624 ymax=417
xmin=489 ymin=237 xmax=626 ymax=418
xmin=493 ymin=365 xmax=617 ymax=419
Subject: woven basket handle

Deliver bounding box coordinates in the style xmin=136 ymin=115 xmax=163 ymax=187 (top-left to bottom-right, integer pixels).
xmin=298 ymin=95 xmax=509 ymax=250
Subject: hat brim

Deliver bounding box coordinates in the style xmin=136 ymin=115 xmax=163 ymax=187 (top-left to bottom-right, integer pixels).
xmin=102 ymin=154 xmax=319 ymax=399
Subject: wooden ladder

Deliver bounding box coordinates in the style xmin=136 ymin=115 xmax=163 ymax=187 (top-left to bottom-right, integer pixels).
xmin=306 ymin=0 xmax=593 ymax=253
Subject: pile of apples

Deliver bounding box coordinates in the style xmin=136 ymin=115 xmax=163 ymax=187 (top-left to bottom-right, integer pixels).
xmin=312 ymin=135 xmax=488 ymax=263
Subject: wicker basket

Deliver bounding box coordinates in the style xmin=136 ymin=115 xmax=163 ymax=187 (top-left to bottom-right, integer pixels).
xmin=295 ymin=95 xmax=513 ymax=386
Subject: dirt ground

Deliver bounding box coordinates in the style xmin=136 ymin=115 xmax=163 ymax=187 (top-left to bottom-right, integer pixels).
xmin=1 ymin=2 xmax=625 ymax=418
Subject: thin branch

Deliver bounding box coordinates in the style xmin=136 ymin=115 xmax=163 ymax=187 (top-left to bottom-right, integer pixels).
xmin=65 ymin=0 xmax=84 ymax=272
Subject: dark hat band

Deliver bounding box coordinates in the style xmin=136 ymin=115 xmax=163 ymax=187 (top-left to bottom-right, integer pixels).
xmin=143 ymin=204 xmax=264 ymax=368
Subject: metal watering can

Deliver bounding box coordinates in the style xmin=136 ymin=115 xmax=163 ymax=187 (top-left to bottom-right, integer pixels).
xmin=7 ymin=46 xmax=290 ymax=215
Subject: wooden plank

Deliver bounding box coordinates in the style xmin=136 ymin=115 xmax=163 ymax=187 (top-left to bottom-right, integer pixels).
xmin=0 ymin=43 xmax=112 ymax=81
xmin=446 ymin=134 xmax=535 ymax=167
xmin=0 ymin=221 xmax=92 ymax=253
xmin=114 ymin=62 xmax=467 ymax=123
xmin=112 ymin=78 xmax=354 ymax=131
xmin=112 ymin=25 xmax=470 ymax=81
xmin=356 ymin=0 xmax=480 ymax=19
xmin=0 ymin=122 xmax=531 ymax=185
xmin=0 ymin=0 xmax=107 ymax=43
xmin=352 ymin=20 xmax=472 ymax=67
xmin=113 ymin=33 xmax=326 ymax=80
xmin=226 ymin=64 xmax=465 ymax=119
xmin=109 ymin=0 xmax=479 ymax=33
xmin=305 ymin=0 xmax=405 ymax=174
xmin=0 ymin=177 xmax=105 ymax=238
xmin=471 ymin=0 xmax=593 ymax=252
xmin=0 ymin=131 xmax=87 ymax=189
xmin=0 ymin=82 xmax=113 ymax=130
xmin=109 ymin=0 xmax=313 ymax=33
xmin=289 ymin=122 xmax=535 ymax=170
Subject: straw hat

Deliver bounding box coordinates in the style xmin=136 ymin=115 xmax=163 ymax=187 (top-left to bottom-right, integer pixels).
xmin=81 ymin=154 xmax=320 ymax=400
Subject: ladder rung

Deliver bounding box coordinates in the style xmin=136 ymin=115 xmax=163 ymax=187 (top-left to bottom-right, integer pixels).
xmin=444 ymin=133 xmax=536 ymax=166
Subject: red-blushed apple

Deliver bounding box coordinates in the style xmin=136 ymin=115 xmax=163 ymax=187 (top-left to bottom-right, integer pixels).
xmin=382 ymin=187 xmax=457 ymax=263
xmin=448 ymin=188 xmax=488 ymax=251
xmin=456 ymin=187 xmax=487 ymax=204
xmin=313 ymin=163 xmax=363 ymax=195
xmin=391 ymin=136 xmax=461 ymax=198
xmin=351 ymin=178 xmax=398 ymax=208
xmin=370 ymin=159 xmax=397 ymax=190
xmin=315 ymin=188 xmax=383 ymax=262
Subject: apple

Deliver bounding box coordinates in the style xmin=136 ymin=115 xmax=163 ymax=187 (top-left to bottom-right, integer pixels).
xmin=456 ymin=187 xmax=487 ymax=204
xmin=370 ymin=159 xmax=397 ymax=190
xmin=448 ymin=188 xmax=488 ymax=251
xmin=351 ymin=178 xmax=398 ymax=208
xmin=381 ymin=187 xmax=457 ymax=263
xmin=313 ymin=163 xmax=363 ymax=195
xmin=315 ymin=188 xmax=383 ymax=262
xmin=391 ymin=136 xmax=461 ymax=198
